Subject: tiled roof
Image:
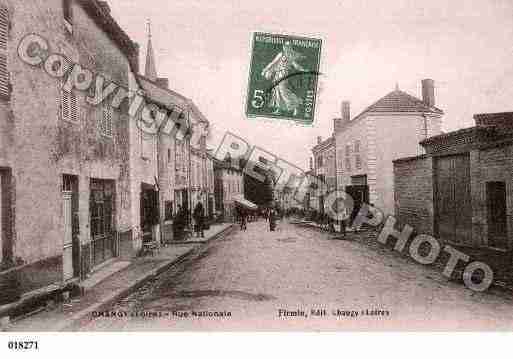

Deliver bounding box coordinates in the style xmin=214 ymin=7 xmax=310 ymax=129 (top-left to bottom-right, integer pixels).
xmin=474 ymin=112 xmax=513 ymax=128
xmin=77 ymin=1 xmax=138 ymax=56
xmin=312 ymin=136 xmax=335 ymax=153
xmin=361 ymin=89 xmax=444 ymax=115
xmin=137 ymin=74 xmax=189 ymax=111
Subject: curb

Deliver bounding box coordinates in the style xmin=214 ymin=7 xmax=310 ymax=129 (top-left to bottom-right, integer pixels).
xmin=58 ymin=224 xmax=236 ymax=331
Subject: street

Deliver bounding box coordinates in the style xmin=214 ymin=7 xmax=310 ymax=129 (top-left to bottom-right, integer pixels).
xmin=77 ymin=219 xmax=513 ymax=331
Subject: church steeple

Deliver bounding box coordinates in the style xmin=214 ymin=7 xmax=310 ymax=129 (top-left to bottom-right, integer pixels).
xmin=144 ymin=19 xmax=158 ymax=81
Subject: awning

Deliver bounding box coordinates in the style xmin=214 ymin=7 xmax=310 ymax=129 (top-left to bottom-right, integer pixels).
xmin=233 ymin=195 xmax=258 ymax=210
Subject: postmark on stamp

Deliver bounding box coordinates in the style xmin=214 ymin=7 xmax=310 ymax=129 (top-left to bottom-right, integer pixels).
xmin=246 ymin=32 xmax=322 ymax=125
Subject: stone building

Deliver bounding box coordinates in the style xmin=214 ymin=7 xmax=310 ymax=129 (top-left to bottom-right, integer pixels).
xmin=334 ymin=80 xmax=444 ymax=217
xmin=188 ymin=102 xmax=210 ymax=221
xmin=205 ymin=151 xmax=216 ymax=220
xmin=214 ymin=160 xmax=244 ymax=221
xmin=0 ymin=0 xmax=139 ymax=299
xmin=394 ymin=112 xmax=513 ymax=251
xmin=311 ymin=136 xmax=336 ymax=213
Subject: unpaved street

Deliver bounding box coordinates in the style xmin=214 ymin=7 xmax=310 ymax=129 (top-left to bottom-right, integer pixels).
xmin=77 ymin=220 xmax=513 ymax=331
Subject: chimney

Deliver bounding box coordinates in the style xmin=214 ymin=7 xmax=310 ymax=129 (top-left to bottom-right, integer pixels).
xmin=98 ymin=1 xmax=111 ymax=14
xmin=422 ymin=79 xmax=435 ymax=107
xmin=342 ymin=101 xmax=350 ymax=122
xmin=334 ymin=101 xmax=351 ymax=133
xmin=317 ymin=136 xmax=322 ymax=145
xmin=156 ymin=77 xmax=169 ymax=89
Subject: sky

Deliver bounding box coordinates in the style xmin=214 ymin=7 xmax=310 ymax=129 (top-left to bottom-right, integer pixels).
xmin=109 ymin=0 xmax=513 ymax=169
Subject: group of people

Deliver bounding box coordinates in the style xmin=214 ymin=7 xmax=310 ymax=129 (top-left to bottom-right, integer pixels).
xmin=174 ymin=202 xmax=207 ymax=240
xmin=236 ymin=206 xmax=280 ymax=232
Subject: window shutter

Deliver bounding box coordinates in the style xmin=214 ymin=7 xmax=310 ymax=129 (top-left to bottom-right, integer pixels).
xmin=62 ymin=88 xmax=70 ymax=121
xmin=70 ymin=90 xmax=78 ymax=122
xmin=0 ymin=6 xmax=9 ymax=98
xmin=62 ymin=86 xmax=78 ymax=123
xmin=101 ymin=103 xmax=113 ymax=136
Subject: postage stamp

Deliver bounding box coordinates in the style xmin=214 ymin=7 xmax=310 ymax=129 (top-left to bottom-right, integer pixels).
xmin=246 ymin=32 xmax=322 ymax=125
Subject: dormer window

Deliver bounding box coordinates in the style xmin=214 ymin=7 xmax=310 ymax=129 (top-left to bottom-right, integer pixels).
xmin=63 ymin=0 xmax=73 ymax=33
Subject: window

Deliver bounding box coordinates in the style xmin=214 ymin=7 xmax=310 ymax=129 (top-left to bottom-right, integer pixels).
xmin=168 ymin=148 xmax=171 ymax=163
xmin=337 ymin=150 xmax=344 ymax=169
xmin=317 ymin=155 xmax=323 ymax=168
xmin=0 ymin=6 xmax=8 ymax=99
xmin=62 ymin=86 xmax=79 ymax=123
xmin=355 ymin=154 xmax=362 ymax=170
xmin=354 ymin=140 xmax=361 ymax=153
xmin=354 ymin=140 xmax=362 ymax=170
xmin=345 ymin=144 xmax=351 ymax=171
xmin=100 ymin=103 xmax=113 ymax=136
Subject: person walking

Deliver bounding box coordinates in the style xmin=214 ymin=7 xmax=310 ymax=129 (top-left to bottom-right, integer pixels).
xmin=193 ymin=202 xmax=205 ymax=238
xmin=268 ymin=208 xmax=277 ymax=232
xmin=240 ymin=209 xmax=247 ymax=231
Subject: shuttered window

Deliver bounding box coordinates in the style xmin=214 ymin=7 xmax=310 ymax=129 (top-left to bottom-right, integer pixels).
xmin=0 ymin=6 xmax=9 ymax=98
xmin=100 ymin=103 xmax=113 ymax=137
xmin=61 ymin=86 xmax=79 ymax=123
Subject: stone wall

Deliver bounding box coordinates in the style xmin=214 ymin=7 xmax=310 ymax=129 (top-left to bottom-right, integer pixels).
xmin=0 ymin=0 xmax=133 ymax=280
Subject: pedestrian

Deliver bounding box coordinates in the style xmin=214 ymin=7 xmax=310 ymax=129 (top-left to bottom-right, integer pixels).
xmin=174 ymin=205 xmax=185 ymax=241
xmin=268 ymin=208 xmax=277 ymax=232
xmin=240 ymin=209 xmax=247 ymax=231
xmin=193 ymin=202 xmax=205 ymax=238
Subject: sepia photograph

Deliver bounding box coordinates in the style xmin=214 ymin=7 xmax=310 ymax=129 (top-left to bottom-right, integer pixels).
xmin=0 ymin=0 xmax=513 ymax=356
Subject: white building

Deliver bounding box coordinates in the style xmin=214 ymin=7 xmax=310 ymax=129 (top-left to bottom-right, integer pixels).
xmin=334 ymin=79 xmax=444 ymax=216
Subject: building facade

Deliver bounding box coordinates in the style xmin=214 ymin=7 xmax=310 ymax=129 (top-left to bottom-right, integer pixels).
xmin=0 ymin=0 xmax=139 ymax=299
xmin=206 ymin=151 xmax=216 ymax=220
xmin=0 ymin=0 xmax=213 ymax=305
xmin=214 ymin=161 xmax=244 ymax=221
xmin=334 ymin=80 xmax=444 ymax=217
xmin=394 ymin=112 xmax=513 ymax=251
xmin=311 ymin=136 xmax=336 ymax=214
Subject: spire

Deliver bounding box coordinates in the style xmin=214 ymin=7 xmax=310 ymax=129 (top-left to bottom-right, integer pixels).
xmin=144 ymin=19 xmax=158 ymax=81
xmin=395 ymin=82 xmax=400 ymax=91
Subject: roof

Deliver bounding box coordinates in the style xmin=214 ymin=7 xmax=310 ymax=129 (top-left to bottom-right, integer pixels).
xmin=359 ymin=89 xmax=444 ymax=116
xmin=474 ymin=112 xmax=513 ymax=128
xmin=136 ymin=74 xmax=189 ymax=111
xmin=420 ymin=126 xmax=480 ymax=145
xmin=77 ymin=1 xmax=138 ymax=59
xmin=233 ymin=195 xmax=258 ymax=210
xmin=312 ymin=136 xmax=335 ymax=153
xmin=187 ymin=100 xmax=210 ymax=127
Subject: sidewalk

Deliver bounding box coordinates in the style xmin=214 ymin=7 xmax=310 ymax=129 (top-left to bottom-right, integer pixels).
xmin=5 ymin=223 xmax=234 ymax=332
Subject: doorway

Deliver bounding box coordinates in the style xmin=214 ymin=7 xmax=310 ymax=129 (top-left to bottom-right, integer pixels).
xmin=62 ymin=175 xmax=80 ymax=280
xmin=345 ymin=184 xmax=370 ymax=225
xmin=434 ymin=154 xmax=472 ymax=244
xmin=140 ymin=183 xmax=159 ymax=243
xmin=487 ymin=181 xmax=508 ymax=249
xmin=0 ymin=168 xmax=12 ymax=265
xmin=90 ymin=179 xmax=116 ymax=268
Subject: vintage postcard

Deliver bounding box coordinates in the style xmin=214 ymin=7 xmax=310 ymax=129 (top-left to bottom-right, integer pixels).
xmin=1 ymin=1 xmax=513 ymax=354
